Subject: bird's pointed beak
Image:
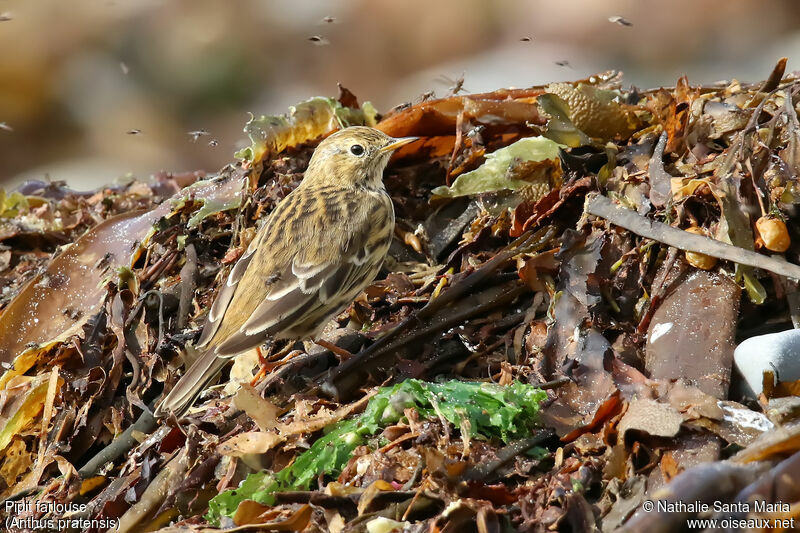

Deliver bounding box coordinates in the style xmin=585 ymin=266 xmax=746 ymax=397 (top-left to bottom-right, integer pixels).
xmin=380 ymin=136 xmax=419 ymax=152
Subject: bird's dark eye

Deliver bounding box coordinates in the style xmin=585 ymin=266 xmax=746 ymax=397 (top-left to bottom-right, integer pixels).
xmin=350 ymin=144 xmax=365 ymax=156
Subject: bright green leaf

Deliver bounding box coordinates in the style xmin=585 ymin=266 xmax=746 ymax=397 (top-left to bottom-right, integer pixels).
xmin=170 ymin=176 xmax=245 ymax=229
xmin=206 ymin=471 xmax=277 ymax=525
xmin=432 ymin=137 xmax=562 ymax=198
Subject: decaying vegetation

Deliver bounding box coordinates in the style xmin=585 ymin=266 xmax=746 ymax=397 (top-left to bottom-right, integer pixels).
xmin=3 ymin=60 xmax=800 ymax=531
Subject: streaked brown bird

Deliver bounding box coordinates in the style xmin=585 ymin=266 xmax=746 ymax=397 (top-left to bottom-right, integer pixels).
xmin=155 ymin=126 xmax=416 ymax=417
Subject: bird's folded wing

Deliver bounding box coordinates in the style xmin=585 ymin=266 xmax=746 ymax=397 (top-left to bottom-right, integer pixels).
xmin=195 ymin=184 xmax=392 ymax=358
xmin=213 ymin=241 xmax=379 ymax=355
xmin=209 ymin=225 xmax=388 ymax=357
xmin=195 ymin=228 xmax=265 ymax=348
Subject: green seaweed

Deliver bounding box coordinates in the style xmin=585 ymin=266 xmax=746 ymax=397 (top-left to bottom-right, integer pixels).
xmin=206 ymin=379 xmax=547 ymax=524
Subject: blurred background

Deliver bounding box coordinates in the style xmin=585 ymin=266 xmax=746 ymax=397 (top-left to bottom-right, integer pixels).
xmin=1 ymin=0 xmax=800 ymax=190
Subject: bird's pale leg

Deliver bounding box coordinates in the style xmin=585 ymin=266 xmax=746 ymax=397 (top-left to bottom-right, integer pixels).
xmin=313 ymin=339 xmax=355 ymax=361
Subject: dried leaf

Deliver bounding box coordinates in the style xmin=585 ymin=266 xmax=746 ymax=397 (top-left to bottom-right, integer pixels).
xmin=219 ymin=431 xmax=284 ymax=457
xmin=234 ymin=502 xmax=312 ymax=528
xmin=237 ymin=97 xmax=377 ymax=162
xmin=0 ymin=172 xmax=244 ymax=373
xmin=617 ymin=398 xmax=683 ymax=439
xmin=0 ymin=376 xmax=60 ymax=454
xmin=0 ymin=438 xmax=33 ymax=486
xmin=537 ymin=93 xmax=593 ymax=147
xmin=233 ymin=384 xmax=283 ymax=432
xmin=545 ymin=83 xmax=639 ymax=141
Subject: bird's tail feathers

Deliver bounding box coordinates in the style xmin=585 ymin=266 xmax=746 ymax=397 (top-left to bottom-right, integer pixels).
xmin=154 ymin=350 xmax=229 ymax=418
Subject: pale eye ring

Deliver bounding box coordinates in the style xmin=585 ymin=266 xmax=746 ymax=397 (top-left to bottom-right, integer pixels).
xmin=350 ymin=144 xmax=365 ymax=156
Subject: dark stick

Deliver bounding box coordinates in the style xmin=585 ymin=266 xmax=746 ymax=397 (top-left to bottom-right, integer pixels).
xmin=78 ymin=405 xmax=159 ymax=478
xmin=319 ymin=226 xmax=556 ymax=398
xmin=462 ymin=429 xmax=555 ymax=481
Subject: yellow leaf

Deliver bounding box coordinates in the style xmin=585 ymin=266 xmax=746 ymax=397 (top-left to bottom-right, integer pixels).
xmin=0 ymin=438 xmax=33 ymax=486
xmin=79 ymin=475 xmax=107 ymax=496
xmin=0 ymin=376 xmax=61 ymax=454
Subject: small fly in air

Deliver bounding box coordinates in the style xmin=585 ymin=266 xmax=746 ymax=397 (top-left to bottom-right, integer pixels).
xmin=555 ymin=60 xmax=572 ymax=68
xmin=0 ymin=12 xmax=12 ymax=22
xmin=0 ymin=122 xmax=13 ymax=132
xmin=437 ymin=73 xmax=467 ymax=96
xmin=519 ymin=36 xmax=532 ymax=42
xmin=308 ymin=35 xmax=329 ymax=46
xmin=322 ymin=16 xmax=335 ymax=24
xmin=188 ymin=129 xmax=209 ymax=142
xmin=608 ymin=16 xmax=632 ymax=26
xmin=126 ymin=129 xmax=142 ymax=135
xmin=208 ymin=139 xmax=219 ymax=147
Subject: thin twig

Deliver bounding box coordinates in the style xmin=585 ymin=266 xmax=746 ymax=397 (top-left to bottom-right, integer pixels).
xmin=586 ymin=193 xmax=800 ymax=279
xmin=536 ymin=376 xmax=571 ymax=389
xmin=462 ymin=429 xmax=555 ymax=481
xmin=177 ymin=243 xmax=198 ymax=330
xmin=446 ymin=108 xmax=465 ymax=185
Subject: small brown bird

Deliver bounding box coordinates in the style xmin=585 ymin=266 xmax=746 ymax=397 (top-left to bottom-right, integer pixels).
xmin=156 ymin=127 xmax=417 ymax=416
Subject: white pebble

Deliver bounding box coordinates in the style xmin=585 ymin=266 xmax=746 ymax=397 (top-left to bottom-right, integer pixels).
xmin=734 ymin=329 xmax=800 ymax=395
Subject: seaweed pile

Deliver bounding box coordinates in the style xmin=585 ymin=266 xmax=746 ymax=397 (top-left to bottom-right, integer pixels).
xmin=3 ymin=62 xmax=800 ymax=531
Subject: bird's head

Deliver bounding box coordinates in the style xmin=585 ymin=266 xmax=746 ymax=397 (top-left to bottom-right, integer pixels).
xmin=303 ymin=126 xmax=418 ymax=188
